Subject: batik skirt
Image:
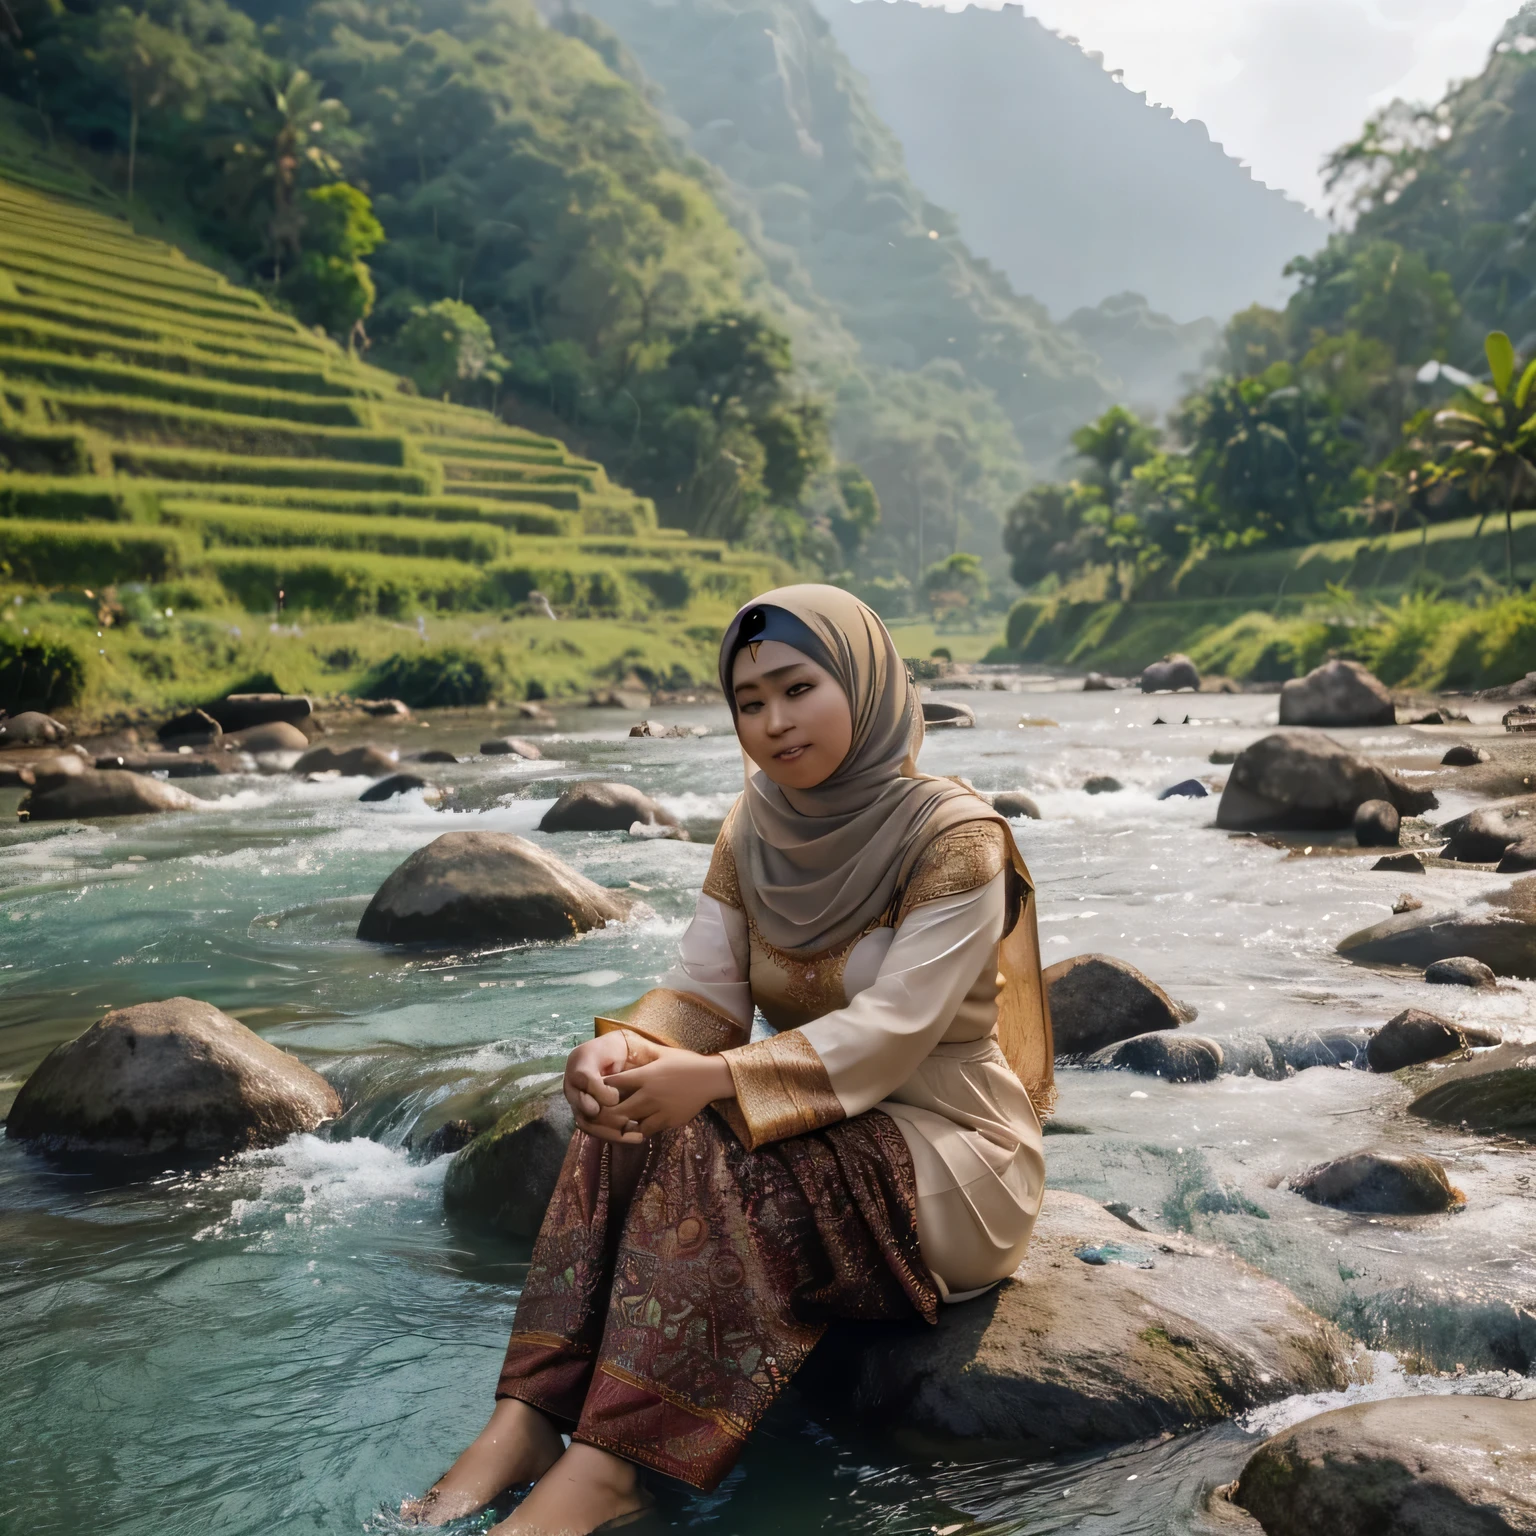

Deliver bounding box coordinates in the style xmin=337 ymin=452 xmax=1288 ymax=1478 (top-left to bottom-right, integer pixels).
xmin=496 ymin=1107 xmax=939 ymax=1490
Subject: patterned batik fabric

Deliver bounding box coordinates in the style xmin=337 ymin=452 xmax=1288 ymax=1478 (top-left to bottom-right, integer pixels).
xmin=496 ymin=1108 xmax=938 ymax=1491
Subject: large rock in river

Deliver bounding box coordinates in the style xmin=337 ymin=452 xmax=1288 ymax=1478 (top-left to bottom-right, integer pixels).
xmin=1290 ymin=1149 xmax=1463 ymax=1214
xmin=441 ymin=1076 xmax=574 ymax=1238
xmin=1044 ymin=953 xmax=1190 ymax=1058
xmin=1367 ymin=1008 xmax=1473 ymax=1072
xmin=1277 ymin=658 xmax=1395 ymax=728
xmin=5 ymin=997 xmax=340 ymax=1156
xmin=1338 ymin=875 xmax=1536 ymax=979
xmin=19 ymin=768 xmax=201 ymax=820
xmin=1232 ymin=1397 xmax=1536 ymax=1536
xmin=1410 ymin=1043 xmax=1536 ymax=1134
xmin=293 ymin=743 xmax=398 ymax=777
xmin=0 ymin=710 xmax=69 ymax=746
xmin=538 ymin=780 xmax=677 ymax=833
xmin=1087 ymin=1031 xmax=1224 ymax=1082
xmin=800 ymin=1190 xmax=1352 ymax=1450
xmin=1216 ymin=731 xmax=1437 ymax=832
xmin=1140 ymin=654 xmax=1200 ymax=693
xmin=357 ymin=831 xmax=636 ymax=945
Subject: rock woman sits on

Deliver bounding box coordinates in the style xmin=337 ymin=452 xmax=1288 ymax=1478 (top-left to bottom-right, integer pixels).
xmin=404 ymin=585 xmax=1054 ymax=1534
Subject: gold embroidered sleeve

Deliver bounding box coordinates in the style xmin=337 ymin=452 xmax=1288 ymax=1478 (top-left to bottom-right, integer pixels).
xmin=895 ymin=820 xmax=1008 ymax=926
xmin=719 ymin=1029 xmax=844 ymax=1149
xmin=701 ymin=830 xmax=743 ymax=910
xmin=595 ymin=988 xmax=750 ymax=1054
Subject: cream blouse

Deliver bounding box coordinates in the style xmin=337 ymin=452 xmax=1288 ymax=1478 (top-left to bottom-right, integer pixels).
xmin=599 ymin=823 xmax=1047 ymax=1301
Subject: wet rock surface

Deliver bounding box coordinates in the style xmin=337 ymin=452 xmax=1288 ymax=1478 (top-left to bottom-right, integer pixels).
xmin=223 ymin=720 xmax=310 ymax=754
xmin=922 ymin=700 xmax=975 ymax=728
xmin=1290 ymin=1150 xmax=1464 ymax=1214
xmin=1084 ymin=775 xmax=1123 ymax=795
xmin=1232 ymin=1397 xmax=1536 ymax=1536
xmin=293 ymin=744 xmax=399 ymax=777
xmin=357 ymin=831 xmax=637 ymax=945
xmin=1221 ymin=1029 xmax=1373 ymax=1078
xmin=990 ymin=790 xmax=1041 ymax=820
xmin=802 ymin=1190 xmax=1353 ymax=1450
xmin=1277 ymin=659 xmax=1395 ymax=728
xmin=480 ymin=736 xmax=543 ymax=757
xmin=358 ymin=773 xmax=434 ymax=803
xmin=0 ymin=710 xmax=69 ymax=745
xmin=537 ymin=780 xmax=678 ymax=833
xmin=1411 ymin=1044 xmax=1536 ymax=1134
xmin=1499 ymin=838 xmax=1536 ymax=873
xmin=441 ymin=1077 xmax=575 ymax=1238
xmin=1427 ymin=955 xmax=1498 ymax=988
xmin=19 ymin=769 xmax=202 ymax=820
xmin=1140 ymin=654 xmax=1200 ymax=693
xmin=1441 ymin=807 xmax=1526 ymax=863
xmin=1088 ymin=1031 xmax=1224 ymax=1082
xmin=1216 ymin=731 xmax=1436 ymax=833
xmin=1374 ymin=852 xmax=1425 ymax=873
xmin=1368 ymin=1009 xmax=1473 ymax=1072
xmin=1443 ymin=743 xmax=1493 ymax=766
xmin=1046 ymin=954 xmax=1190 ymax=1058
xmin=628 ymin=720 xmax=707 ymax=738
xmin=1159 ymin=778 xmax=1209 ymax=800
xmin=5 ymin=997 xmax=340 ymax=1157
xmin=1338 ymin=876 xmax=1536 ymax=979
xmin=1352 ymin=798 xmax=1399 ymax=846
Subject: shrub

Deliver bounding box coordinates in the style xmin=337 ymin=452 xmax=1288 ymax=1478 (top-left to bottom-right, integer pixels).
xmin=362 ymin=646 xmax=495 ymax=707
xmin=167 ymin=501 xmax=507 ymax=563
xmin=0 ymin=632 xmax=86 ymax=713
xmin=0 ymin=476 xmax=159 ymax=522
xmin=206 ymin=549 xmax=485 ymax=618
xmin=0 ymin=520 xmax=188 ymax=584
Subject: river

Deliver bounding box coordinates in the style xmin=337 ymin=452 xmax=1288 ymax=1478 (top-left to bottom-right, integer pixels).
xmin=2 ymin=680 xmax=1533 ymax=1535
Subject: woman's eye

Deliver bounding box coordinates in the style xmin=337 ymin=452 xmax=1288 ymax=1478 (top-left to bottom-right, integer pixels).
xmin=739 ymin=701 xmax=763 ymax=714
xmin=785 ymin=681 xmax=813 ymax=697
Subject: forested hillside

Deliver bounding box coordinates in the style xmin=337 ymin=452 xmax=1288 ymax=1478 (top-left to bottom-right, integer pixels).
xmin=813 ymin=0 xmax=1325 ymax=326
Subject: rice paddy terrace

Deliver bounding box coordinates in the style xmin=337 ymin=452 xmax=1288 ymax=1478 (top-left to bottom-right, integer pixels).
xmin=0 ymin=146 xmax=778 ymax=717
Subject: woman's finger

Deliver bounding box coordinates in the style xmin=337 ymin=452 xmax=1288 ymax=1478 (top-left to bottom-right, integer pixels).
xmin=576 ymin=1068 xmax=621 ymax=1106
xmin=637 ymin=1109 xmax=675 ymax=1136
xmin=603 ymin=1066 xmax=649 ymax=1094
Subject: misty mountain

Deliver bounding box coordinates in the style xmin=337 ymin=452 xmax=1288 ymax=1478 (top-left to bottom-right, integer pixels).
xmin=1062 ymin=293 xmax=1219 ymax=418
xmin=812 ymin=0 xmax=1327 ymax=324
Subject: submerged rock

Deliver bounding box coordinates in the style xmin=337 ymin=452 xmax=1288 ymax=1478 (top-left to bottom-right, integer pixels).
xmin=990 ymin=790 xmax=1041 ymax=820
xmin=0 ymin=710 xmax=69 ymax=746
xmin=1338 ymin=876 xmax=1536 ymax=979
xmin=1277 ymin=659 xmax=1395 ymax=728
xmin=1290 ymin=1150 xmax=1463 ymax=1214
xmin=1088 ymin=1031 xmax=1223 ymax=1082
xmin=359 ymin=773 xmax=436 ymax=803
xmin=1233 ymin=1398 xmax=1536 ymax=1536
xmin=412 ymin=749 xmax=461 ymax=765
xmin=20 ymin=769 xmax=201 ymax=820
xmin=292 ymin=744 xmax=398 ymax=777
xmin=1220 ymin=1030 xmax=1372 ymax=1079
xmin=1426 ymin=955 xmax=1497 ymax=989
xmin=537 ymin=780 xmax=677 ymax=833
xmin=1215 ymin=731 xmax=1436 ymax=833
xmin=1410 ymin=1043 xmax=1536 ymax=1134
xmin=922 ymin=700 xmax=974 ymax=728
xmin=1084 ymin=775 xmax=1123 ymax=795
xmin=1442 ymin=743 xmax=1492 ymax=766
xmin=1158 ymin=779 xmax=1208 ymax=800
xmin=1368 ymin=1009 xmax=1469 ymax=1072
xmin=1140 ymin=654 xmax=1199 ymax=693
xmin=481 ymin=736 xmax=543 ymax=758
xmin=442 ymin=1077 xmax=575 ymax=1238
xmin=1045 ymin=954 xmax=1190 ymax=1058
xmin=802 ymin=1190 xmax=1352 ymax=1451
xmin=357 ymin=831 xmax=636 ymax=945
xmin=5 ymin=996 xmax=340 ymax=1157
xmin=1352 ymin=799 xmax=1399 ymax=847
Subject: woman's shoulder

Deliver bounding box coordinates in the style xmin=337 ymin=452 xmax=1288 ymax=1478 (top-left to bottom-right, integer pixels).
xmin=894 ymin=817 xmax=1009 ymax=924
xmin=702 ymin=797 xmax=746 ymax=909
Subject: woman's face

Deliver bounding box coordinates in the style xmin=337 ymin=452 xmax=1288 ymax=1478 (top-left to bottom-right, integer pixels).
xmin=731 ymin=640 xmax=853 ymax=790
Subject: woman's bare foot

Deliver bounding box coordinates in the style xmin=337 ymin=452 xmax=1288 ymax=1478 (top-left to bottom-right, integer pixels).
xmin=490 ymin=1443 xmax=650 ymax=1535
xmin=402 ymin=1398 xmax=565 ymax=1526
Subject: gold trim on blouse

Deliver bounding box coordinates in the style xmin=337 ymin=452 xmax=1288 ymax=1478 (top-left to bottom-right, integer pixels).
xmin=720 ymin=1028 xmax=843 ymax=1150
xmin=894 ymin=821 xmax=1009 ymax=926
xmin=702 ymin=834 xmax=743 ymax=910
xmin=595 ymin=988 xmax=750 ymax=1055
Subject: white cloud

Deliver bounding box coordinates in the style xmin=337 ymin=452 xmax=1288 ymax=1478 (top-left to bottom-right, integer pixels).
xmin=923 ymin=0 xmax=1520 ymax=209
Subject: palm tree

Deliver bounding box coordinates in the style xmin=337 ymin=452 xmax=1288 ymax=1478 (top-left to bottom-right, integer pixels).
xmin=1434 ymin=331 xmax=1536 ymax=585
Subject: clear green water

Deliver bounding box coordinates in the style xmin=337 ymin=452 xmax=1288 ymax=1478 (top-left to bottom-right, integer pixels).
xmin=3 ymin=691 xmax=1531 ymax=1535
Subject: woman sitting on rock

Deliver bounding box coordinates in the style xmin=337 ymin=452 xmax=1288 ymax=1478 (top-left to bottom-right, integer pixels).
xmin=406 ymin=585 xmax=1054 ymax=1533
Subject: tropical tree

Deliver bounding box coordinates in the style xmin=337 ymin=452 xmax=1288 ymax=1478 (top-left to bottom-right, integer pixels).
xmin=1070 ymin=405 xmax=1160 ymax=500
xmin=394 ymin=298 xmax=506 ymax=401
xmin=1434 ymin=330 xmax=1536 ymax=584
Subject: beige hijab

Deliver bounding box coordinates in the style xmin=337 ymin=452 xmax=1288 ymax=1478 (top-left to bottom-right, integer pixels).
xmin=719 ymin=585 xmax=1055 ymax=1112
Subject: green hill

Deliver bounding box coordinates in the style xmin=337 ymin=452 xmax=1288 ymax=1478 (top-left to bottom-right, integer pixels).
xmin=0 ymin=160 xmax=781 ymax=719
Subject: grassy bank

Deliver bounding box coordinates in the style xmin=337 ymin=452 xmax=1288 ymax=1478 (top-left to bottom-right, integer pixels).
xmin=998 ymin=511 xmax=1536 ymax=689
xmin=0 ymin=156 xmax=785 ymax=719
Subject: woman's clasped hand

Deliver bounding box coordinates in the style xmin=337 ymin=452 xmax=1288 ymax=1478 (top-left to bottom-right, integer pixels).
xmin=562 ymin=1031 xmax=735 ymax=1143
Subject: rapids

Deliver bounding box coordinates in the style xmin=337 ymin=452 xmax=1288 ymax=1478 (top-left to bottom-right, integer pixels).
xmin=2 ymin=682 xmax=1533 ymax=1535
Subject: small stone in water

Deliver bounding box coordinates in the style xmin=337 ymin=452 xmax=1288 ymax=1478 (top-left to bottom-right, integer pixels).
xmin=1425 ymin=955 xmax=1497 ymax=989
xmin=1373 ymin=852 xmax=1425 ymax=873
xmin=1157 ymin=779 xmax=1208 ymax=800
xmin=1393 ymin=893 xmax=1423 ymax=914
xmin=1084 ymin=776 xmax=1123 ymax=795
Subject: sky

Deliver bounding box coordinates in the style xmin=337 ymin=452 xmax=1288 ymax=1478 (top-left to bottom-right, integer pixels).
xmin=919 ymin=0 xmax=1524 ymax=212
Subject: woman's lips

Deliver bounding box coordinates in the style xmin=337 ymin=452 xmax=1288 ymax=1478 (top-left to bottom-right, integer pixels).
xmin=774 ymin=743 xmax=808 ymax=761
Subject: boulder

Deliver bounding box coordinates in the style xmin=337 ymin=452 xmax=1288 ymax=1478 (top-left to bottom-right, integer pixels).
xmin=1352 ymin=799 xmax=1400 ymax=847
xmin=4 ymin=997 xmax=340 ymax=1156
xmin=1441 ymin=808 xmax=1525 ymax=863
xmin=1368 ymin=1009 xmax=1470 ymax=1072
xmin=1083 ymin=672 xmax=1114 ymax=692
xmin=357 ymin=830 xmax=636 ymax=945
xmin=1499 ymin=838 xmax=1536 ymax=874
xmin=1233 ymin=1398 xmax=1536 ymax=1536
xmin=358 ymin=698 xmax=410 ymax=717
xmin=156 ymin=708 xmax=222 ymax=748
xmin=991 ymin=790 xmax=1041 ymax=820
xmin=0 ymin=710 xmax=69 ymax=746
xmin=801 ymin=1190 xmax=1352 ymax=1450
xmin=359 ymin=773 xmax=434 ymax=803
xmin=20 ymin=769 xmax=201 ymax=820
xmin=224 ymin=721 xmax=309 ymax=753
xmin=441 ymin=1078 xmax=576 ymax=1238
xmin=1426 ymin=956 xmax=1497 ymax=989
xmin=1209 ymin=749 xmax=1239 ymax=765
xmin=1159 ymin=779 xmax=1209 ymax=800
xmin=1140 ymin=654 xmax=1200 ymax=693
xmin=6 ymin=752 xmax=86 ymax=787
xmin=481 ymin=736 xmax=543 ymax=758
xmin=589 ymin=686 xmax=650 ymax=710
xmin=1084 ymin=775 xmax=1123 ymax=795
xmin=922 ymin=700 xmax=974 ymax=729
xmin=1405 ymin=706 xmax=1470 ymax=725
xmin=95 ymin=751 xmax=230 ymax=778
xmin=1410 ymin=1043 xmax=1536 ymax=1134
xmin=1088 ymin=1032 xmax=1224 ymax=1082
xmin=537 ymin=780 xmax=677 ymax=834
xmin=412 ymin=749 xmax=462 ymax=765
xmin=1442 ymin=744 xmax=1492 ymax=766
xmin=1394 ymin=893 xmax=1424 ymax=913
xmin=628 ymin=720 xmax=707 ymax=739
xmin=1277 ymin=659 xmax=1395 ymax=728
xmin=1339 ymin=876 xmax=1536 ymax=979
xmin=1290 ymin=1150 xmax=1464 ymax=1214
xmin=292 ymin=744 xmax=398 ymax=777
xmin=1506 ymin=704 xmax=1536 ymax=734
xmin=1374 ymin=852 xmax=1425 ymax=873
xmin=1045 ymin=954 xmax=1190 ymax=1058
xmin=1216 ymin=731 xmax=1437 ymax=832
xmin=201 ymin=693 xmax=312 ymax=733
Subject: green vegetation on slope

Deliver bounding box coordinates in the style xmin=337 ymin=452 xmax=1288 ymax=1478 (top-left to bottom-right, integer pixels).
xmin=0 ymin=170 xmax=782 ymax=717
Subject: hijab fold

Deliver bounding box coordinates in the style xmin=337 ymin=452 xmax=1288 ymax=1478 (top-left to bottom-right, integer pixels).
xmin=720 ymin=585 xmax=1055 ymax=1112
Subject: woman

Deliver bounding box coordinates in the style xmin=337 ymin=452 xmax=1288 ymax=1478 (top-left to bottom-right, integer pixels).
xmin=408 ymin=586 xmax=1053 ymax=1534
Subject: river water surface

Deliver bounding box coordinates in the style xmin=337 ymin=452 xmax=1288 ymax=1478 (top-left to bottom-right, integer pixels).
xmin=3 ymin=681 xmax=1533 ymax=1535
